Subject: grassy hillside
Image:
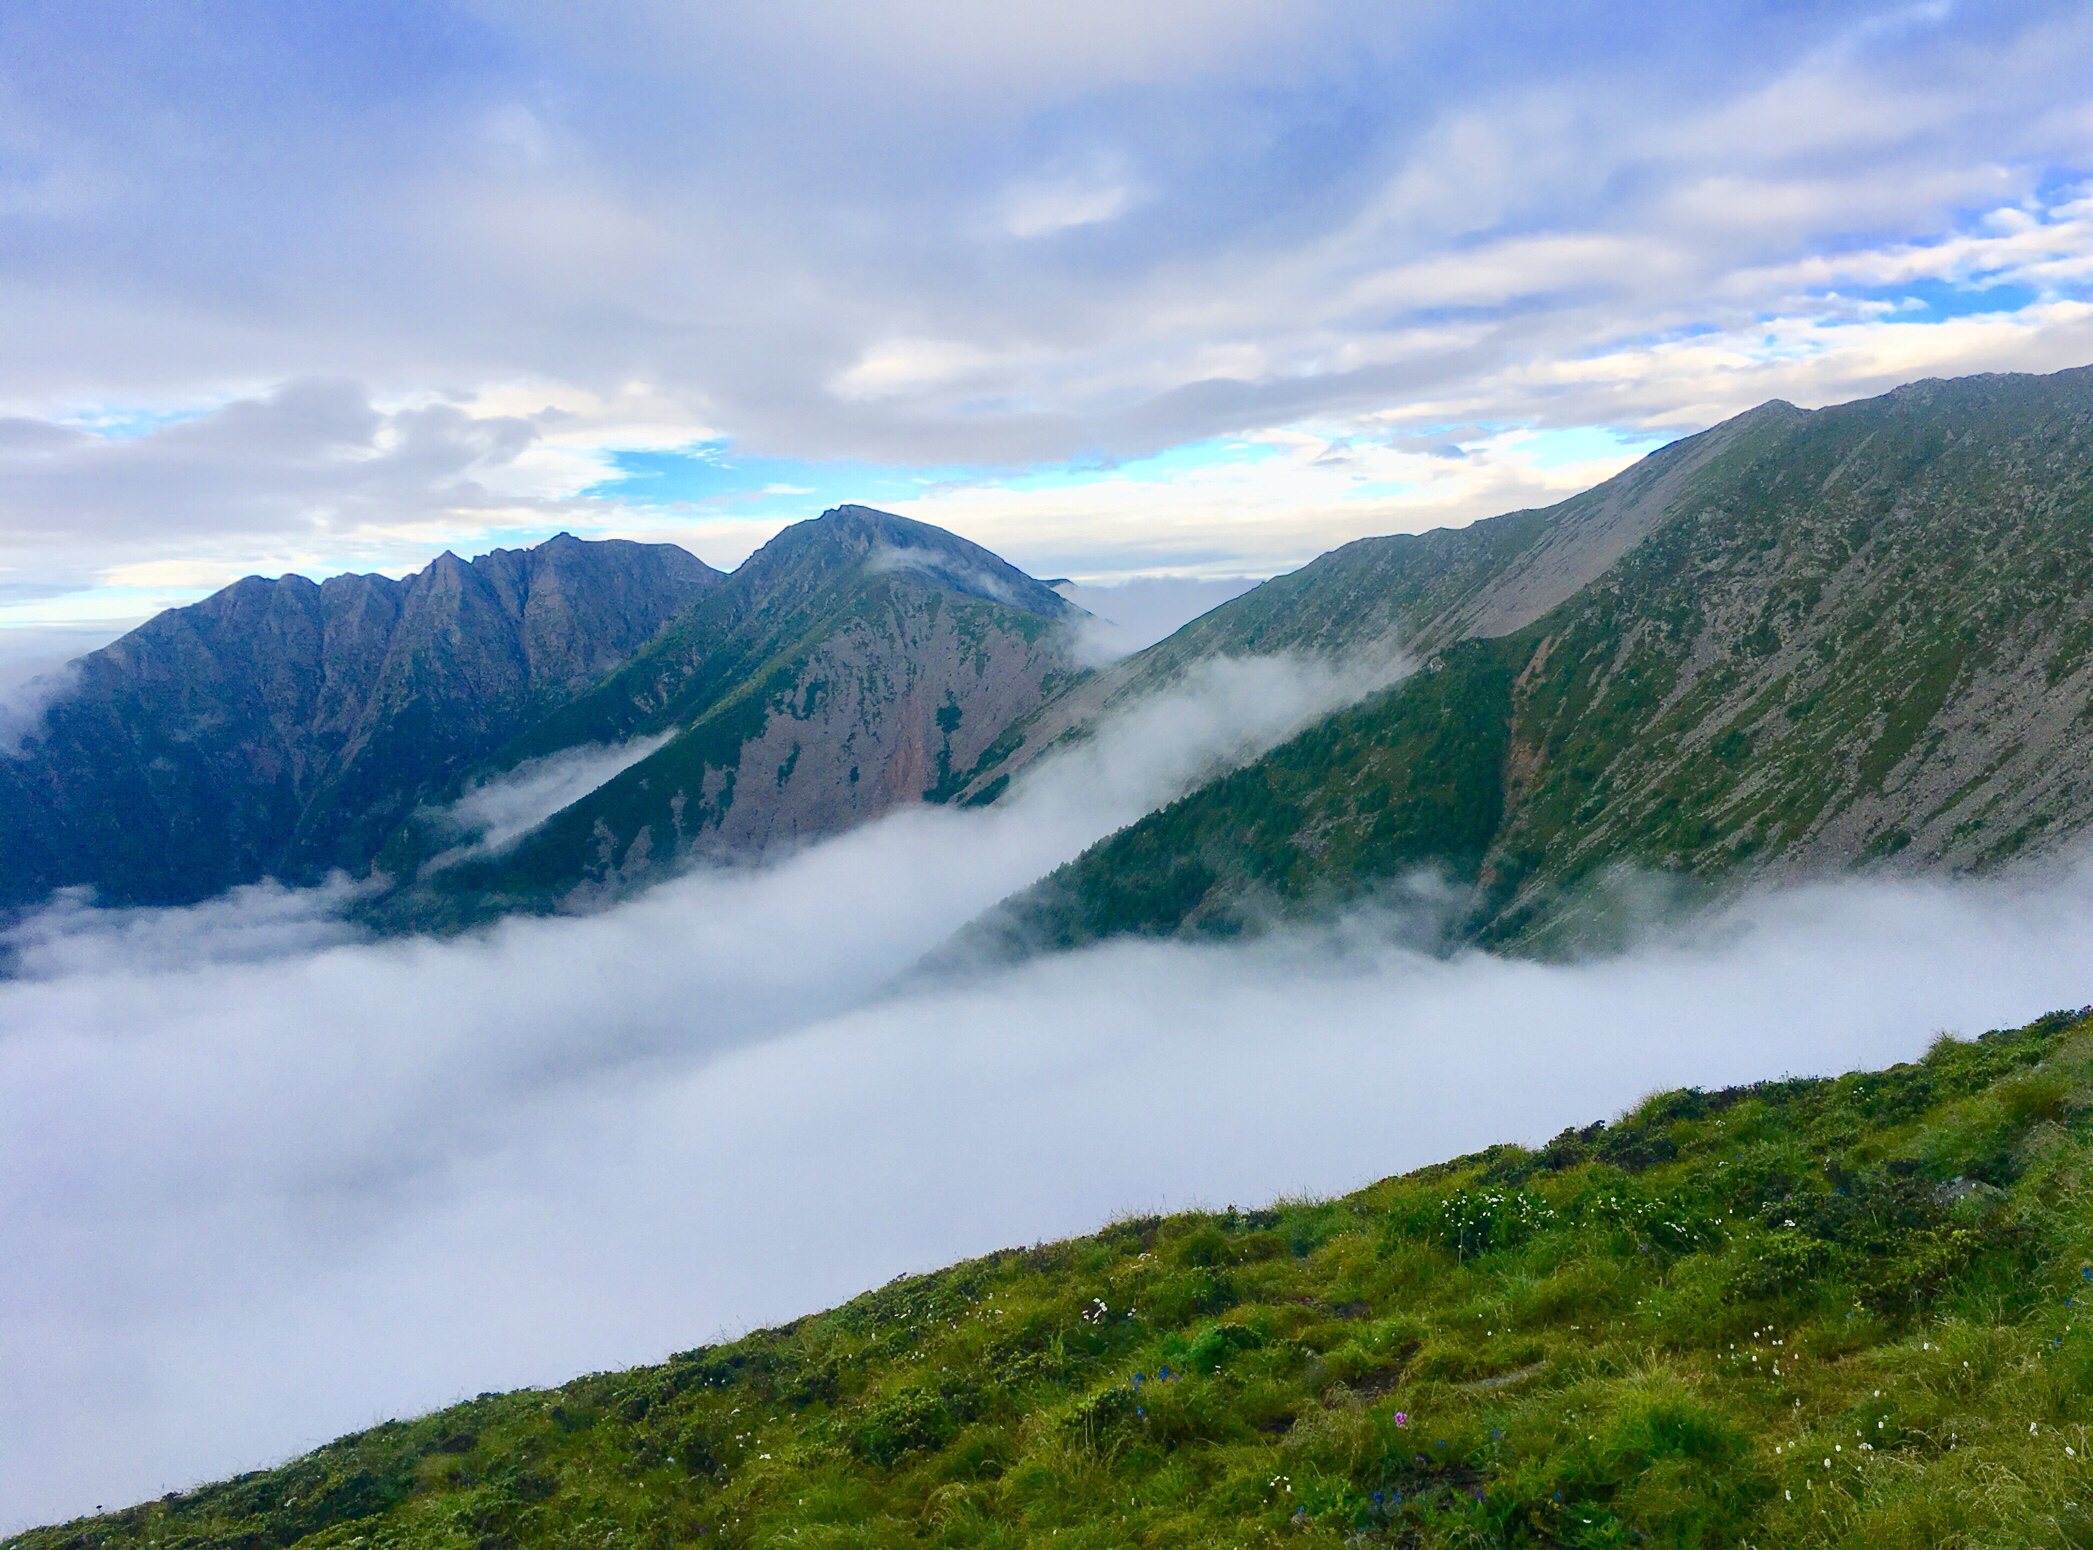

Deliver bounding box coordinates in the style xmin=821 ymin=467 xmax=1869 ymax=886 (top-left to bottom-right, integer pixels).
xmin=25 ymin=1005 xmax=2093 ymax=1550
xmin=983 ymin=367 xmax=2093 ymax=952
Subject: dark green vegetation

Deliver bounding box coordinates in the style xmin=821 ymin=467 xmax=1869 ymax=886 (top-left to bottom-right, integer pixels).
xmin=0 ymin=536 xmax=719 ymax=907
xmin=978 ymin=640 xmax=1516 ymax=950
xmin=984 ymin=367 xmax=2093 ymax=951
xmin=26 ymin=1006 xmax=2093 ymax=1549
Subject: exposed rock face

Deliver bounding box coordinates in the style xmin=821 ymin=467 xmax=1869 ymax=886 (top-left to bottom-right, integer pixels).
xmin=393 ymin=506 xmax=1084 ymax=921
xmin=0 ymin=535 xmax=721 ymax=906
xmin=972 ymin=365 xmax=2093 ymax=953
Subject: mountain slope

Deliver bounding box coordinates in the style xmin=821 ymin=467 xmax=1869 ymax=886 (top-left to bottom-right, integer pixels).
xmin=377 ymin=506 xmax=1086 ymax=921
xmin=947 ymin=403 xmax=1781 ymax=806
xmin=984 ymin=366 xmax=2093 ymax=951
xmin=20 ymin=1004 xmax=2093 ymax=1550
xmin=0 ymin=536 xmax=720 ymax=907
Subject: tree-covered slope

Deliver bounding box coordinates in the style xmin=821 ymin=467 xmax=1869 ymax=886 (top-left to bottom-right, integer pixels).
xmin=23 ymin=1005 xmax=2093 ymax=1550
xmin=982 ymin=367 xmax=2093 ymax=950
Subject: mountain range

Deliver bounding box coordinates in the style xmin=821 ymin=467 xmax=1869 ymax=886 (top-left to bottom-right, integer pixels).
xmin=13 ymin=366 xmax=2093 ymax=1544
xmin=968 ymin=366 xmax=2093 ymax=953
xmin=7 ymin=366 xmax=2093 ymax=948
xmin=0 ymin=534 xmax=720 ymax=907
xmin=0 ymin=507 xmax=1086 ymax=921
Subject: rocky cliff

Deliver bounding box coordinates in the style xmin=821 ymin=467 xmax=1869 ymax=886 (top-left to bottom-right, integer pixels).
xmin=383 ymin=506 xmax=1086 ymax=922
xmin=0 ymin=535 xmax=721 ymax=906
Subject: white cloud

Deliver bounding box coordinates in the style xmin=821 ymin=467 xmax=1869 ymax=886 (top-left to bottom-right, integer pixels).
xmin=4 ymin=652 xmax=2091 ymax=1527
xmin=829 ymin=338 xmax=1001 ymax=401
xmin=420 ymin=734 xmax=678 ymax=870
xmin=4 ymin=6 xmax=2093 ymax=640
xmin=1001 ymin=171 xmax=1135 ymax=239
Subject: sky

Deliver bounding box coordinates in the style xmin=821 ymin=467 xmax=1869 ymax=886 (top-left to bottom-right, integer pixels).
xmin=7 ymin=652 xmax=2093 ymax=1527
xmin=2 ymin=0 xmax=2091 ymax=633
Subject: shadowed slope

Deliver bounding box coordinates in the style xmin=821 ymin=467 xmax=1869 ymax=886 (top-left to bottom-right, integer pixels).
xmin=0 ymin=536 xmax=721 ymax=907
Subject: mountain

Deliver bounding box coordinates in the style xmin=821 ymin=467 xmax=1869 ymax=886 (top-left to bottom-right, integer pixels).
xmin=370 ymin=506 xmax=1086 ymax=923
xmin=19 ymin=1003 xmax=2092 ymax=1549
xmin=947 ymin=402 xmax=1770 ymax=807
xmin=975 ymin=366 xmax=2093 ymax=953
xmin=0 ymin=535 xmax=721 ymax=908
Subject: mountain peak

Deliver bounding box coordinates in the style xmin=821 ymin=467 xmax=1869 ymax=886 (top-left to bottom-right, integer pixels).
xmin=741 ymin=504 xmax=1077 ymax=620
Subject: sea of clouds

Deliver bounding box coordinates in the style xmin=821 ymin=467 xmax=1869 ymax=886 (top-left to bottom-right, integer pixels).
xmin=5 ymin=654 xmax=2093 ymax=1527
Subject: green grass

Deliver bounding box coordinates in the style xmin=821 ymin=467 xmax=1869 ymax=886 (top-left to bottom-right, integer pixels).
xmin=23 ymin=1006 xmax=2093 ymax=1550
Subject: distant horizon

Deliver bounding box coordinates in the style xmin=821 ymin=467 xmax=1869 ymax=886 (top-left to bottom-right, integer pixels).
xmin=12 ymin=353 xmax=2085 ymax=645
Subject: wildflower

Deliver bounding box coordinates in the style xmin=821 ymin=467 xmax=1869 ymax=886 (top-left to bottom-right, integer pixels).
xmin=1393 ymin=1412 xmax=1409 ymax=1427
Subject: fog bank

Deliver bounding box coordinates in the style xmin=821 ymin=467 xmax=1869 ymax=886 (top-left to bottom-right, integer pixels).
xmin=5 ymin=659 xmax=2093 ymax=1525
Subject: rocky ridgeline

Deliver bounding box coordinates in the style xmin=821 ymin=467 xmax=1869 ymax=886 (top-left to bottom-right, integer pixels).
xmin=974 ymin=365 xmax=2093 ymax=952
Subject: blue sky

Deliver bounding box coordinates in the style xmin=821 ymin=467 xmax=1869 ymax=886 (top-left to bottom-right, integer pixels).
xmin=0 ymin=0 xmax=2090 ymax=623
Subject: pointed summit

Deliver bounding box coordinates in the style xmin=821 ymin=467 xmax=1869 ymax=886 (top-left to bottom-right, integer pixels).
xmin=732 ymin=504 xmax=1077 ymax=621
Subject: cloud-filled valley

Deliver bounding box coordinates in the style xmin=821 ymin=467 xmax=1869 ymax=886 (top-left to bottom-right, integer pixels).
xmin=5 ymin=656 xmax=2092 ymax=1528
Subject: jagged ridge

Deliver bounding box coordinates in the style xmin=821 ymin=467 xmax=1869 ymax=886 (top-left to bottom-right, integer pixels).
xmin=0 ymin=535 xmax=720 ymax=906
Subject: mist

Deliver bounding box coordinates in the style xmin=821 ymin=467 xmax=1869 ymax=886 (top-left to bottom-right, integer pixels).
xmin=1054 ymin=575 xmax=1263 ymax=657
xmin=6 ymin=657 xmax=2093 ymax=1527
xmin=421 ymin=735 xmax=678 ymax=870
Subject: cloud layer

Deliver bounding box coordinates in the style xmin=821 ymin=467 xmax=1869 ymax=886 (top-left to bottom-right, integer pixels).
xmin=5 ymin=656 xmax=2093 ymax=1527
xmin=2 ymin=1 xmax=2092 ymax=606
